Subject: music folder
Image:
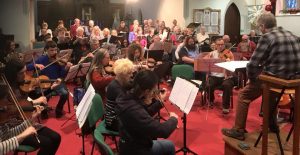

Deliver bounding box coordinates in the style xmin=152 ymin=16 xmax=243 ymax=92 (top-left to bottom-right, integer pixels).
xmin=169 ymin=77 xmax=199 ymax=114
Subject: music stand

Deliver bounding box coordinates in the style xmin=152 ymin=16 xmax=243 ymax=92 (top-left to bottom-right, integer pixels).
xmin=169 ymin=77 xmax=199 ymax=155
xmin=64 ymin=62 xmax=91 ymax=82
xmin=144 ymin=50 xmax=164 ymax=62
xmin=186 ymin=22 xmax=201 ymax=30
xmin=76 ymin=84 xmax=95 ymax=155
xmin=22 ymin=48 xmax=44 ymax=64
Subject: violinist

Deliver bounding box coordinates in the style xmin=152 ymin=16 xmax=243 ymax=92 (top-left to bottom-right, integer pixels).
xmin=149 ymin=35 xmax=164 ymax=50
xmin=116 ymin=70 xmax=178 ymax=155
xmin=87 ymin=48 xmax=114 ymax=101
xmin=4 ymin=59 xmax=48 ymax=110
xmin=126 ymin=43 xmax=149 ymax=70
xmin=26 ymin=41 xmax=71 ymax=118
xmin=204 ymin=38 xmax=237 ymax=114
xmin=1 ymin=69 xmax=61 ymax=155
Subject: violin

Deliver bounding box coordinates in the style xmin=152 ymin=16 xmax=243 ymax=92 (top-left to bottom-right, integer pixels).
xmin=20 ymin=74 xmax=57 ymax=93
xmin=104 ymin=60 xmax=115 ymax=75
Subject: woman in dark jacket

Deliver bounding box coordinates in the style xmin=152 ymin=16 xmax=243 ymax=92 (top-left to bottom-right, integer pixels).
xmin=116 ymin=70 xmax=178 ymax=155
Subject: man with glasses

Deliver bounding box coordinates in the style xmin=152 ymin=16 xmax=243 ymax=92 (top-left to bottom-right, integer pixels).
xmin=222 ymin=12 xmax=300 ymax=140
xmin=27 ymin=40 xmax=72 ymax=118
xmin=204 ymin=38 xmax=237 ymax=114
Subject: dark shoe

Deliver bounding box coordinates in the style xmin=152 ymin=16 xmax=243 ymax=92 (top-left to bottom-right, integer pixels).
xmin=222 ymin=128 xmax=245 ymax=141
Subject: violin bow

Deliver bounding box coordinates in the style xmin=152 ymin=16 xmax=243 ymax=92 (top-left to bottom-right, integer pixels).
xmin=42 ymin=53 xmax=70 ymax=70
xmin=32 ymin=55 xmax=46 ymax=97
xmin=77 ymin=47 xmax=101 ymax=64
xmin=1 ymin=74 xmax=40 ymax=143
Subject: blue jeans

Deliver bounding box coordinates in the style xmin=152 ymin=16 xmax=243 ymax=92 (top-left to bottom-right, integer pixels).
xmin=54 ymin=83 xmax=68 ymax=113
xmin=151 ymin=140 xmax=175 ymax=155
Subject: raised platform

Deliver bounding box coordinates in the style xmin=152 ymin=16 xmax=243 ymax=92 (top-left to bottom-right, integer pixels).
xmin=224 ymin=132 xmax=294 ymax=155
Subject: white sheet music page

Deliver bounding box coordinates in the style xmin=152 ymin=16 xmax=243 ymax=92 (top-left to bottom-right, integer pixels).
xmin=76 ymin=84 xmax=95 ymax=128
xmin=169 ymin=77 xmax=198 ymax=114
xmin=215 ymin=61 xmax=249 ymax=72
xmin=184 ymin=84 xmax=199 ymax=114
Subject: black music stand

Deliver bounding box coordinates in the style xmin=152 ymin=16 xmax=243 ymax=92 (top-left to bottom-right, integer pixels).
xmin=169 ymin=77 xmax=199 ymax=155
xmin=64 ymin=62 xmax=91 ymax=84
xmin=144 ymin=50 xmax=164 ymax=62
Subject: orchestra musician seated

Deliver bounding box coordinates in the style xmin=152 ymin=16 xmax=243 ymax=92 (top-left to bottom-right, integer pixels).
xmin=126 ymin=43 xmax=150 ymax=70
xmin=149 ymin=35 xmax=164 ymax=50
xmin=116 ymin=70 xmax=178 ymax=155
xmin=237 ymin=34 xmax=256 ymax=60
xmin=196 ymin=26 xmax=209 ymax=45
xmin=178 ymin=36 xmax=199 ymax=65
xmin=222 ymin=35 xmax=232 ymax=50
xmin=106 ymin=58 xmax=135 ymax=132
xmin=1 ymin=60 xmax=61 ymax=155
xmin=87 ymin=48 xmax=114 ymax=101
xmin=71 ymin=26 xmax=88 ymax=64
xmin=26 ymin=41 xmax=72 ymax=118
xmin=204 ymin=38 xmax=237 ymax=114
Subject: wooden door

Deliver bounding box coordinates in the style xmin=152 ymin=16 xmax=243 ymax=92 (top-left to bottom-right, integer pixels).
xmin=224 ymin=3 xmax=240 ymax=46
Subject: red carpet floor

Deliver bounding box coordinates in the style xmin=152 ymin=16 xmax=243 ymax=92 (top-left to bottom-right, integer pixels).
xmin=22 ymin=82 xmax=292 ymax=155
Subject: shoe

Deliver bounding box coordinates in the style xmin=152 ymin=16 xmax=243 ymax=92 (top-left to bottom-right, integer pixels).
xmin=221 ymin=128 xmax=245 ymax=141
xmin=222 ymin=109 xmax=230 ymax=114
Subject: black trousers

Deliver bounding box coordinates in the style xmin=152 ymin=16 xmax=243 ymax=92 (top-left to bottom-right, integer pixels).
xmin=206 ymin=76 xmax=237 ymax=109
xmin=21 ymin=127 xmax=61 ymax=155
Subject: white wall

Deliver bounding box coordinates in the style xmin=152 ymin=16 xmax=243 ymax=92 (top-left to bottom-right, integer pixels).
xmin=276 ymin=15 xmax=300 ymax=36
xmin=0 ymin=0 xmax=35 ymax=50
xmin=186 ymin=0 xmax=250 ymax=35
xmin=111 ymin=0 xmax=185 ymax=28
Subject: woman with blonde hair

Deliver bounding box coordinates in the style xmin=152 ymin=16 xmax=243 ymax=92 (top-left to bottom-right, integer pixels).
xmin=106 ymin=58 xmax=135 ymax=131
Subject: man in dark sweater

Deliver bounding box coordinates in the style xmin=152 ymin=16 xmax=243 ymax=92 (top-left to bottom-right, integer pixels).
xmin=116 ymin=70 xmax=178 ymax=155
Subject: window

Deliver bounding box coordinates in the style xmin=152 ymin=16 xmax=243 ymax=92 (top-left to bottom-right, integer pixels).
xmin=285 ymin=0 xmax=297 ymax=8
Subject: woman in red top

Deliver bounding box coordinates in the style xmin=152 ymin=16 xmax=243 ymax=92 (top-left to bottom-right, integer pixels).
xmin=87 ymin=48 xmax=114 ymax=100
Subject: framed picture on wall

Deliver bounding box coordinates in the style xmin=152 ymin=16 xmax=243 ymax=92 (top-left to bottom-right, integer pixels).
xmin=193 ymin=8 xmax=221 ymax=34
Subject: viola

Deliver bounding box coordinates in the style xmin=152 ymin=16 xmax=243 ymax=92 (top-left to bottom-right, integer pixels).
xmin=20 ymin=74 xmax=57 ymax=92
xmin=104 ymin=60 xmax=115 ymax=75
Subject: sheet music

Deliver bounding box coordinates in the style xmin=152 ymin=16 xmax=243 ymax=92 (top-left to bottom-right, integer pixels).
xmin=215 ymin=61 xmax=249 ymax=72
xmin=184 ymin=85 xmax=199 ymax=114
xmin=169 ymin=77 xmax=199 ymax=114
xmin=64 ymin=62 xmax=91 ymax=81
xmin=162 ymin=31 xmax=168 ymax=40
xmin=76 ymin=84 xmax=95 ymax=128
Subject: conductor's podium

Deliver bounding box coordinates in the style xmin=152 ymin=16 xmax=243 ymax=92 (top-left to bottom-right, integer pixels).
xmin=224 ymin=132 xmax=294 ymax=155
xmin=259 ymin=75 xmax=300 ymax=155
